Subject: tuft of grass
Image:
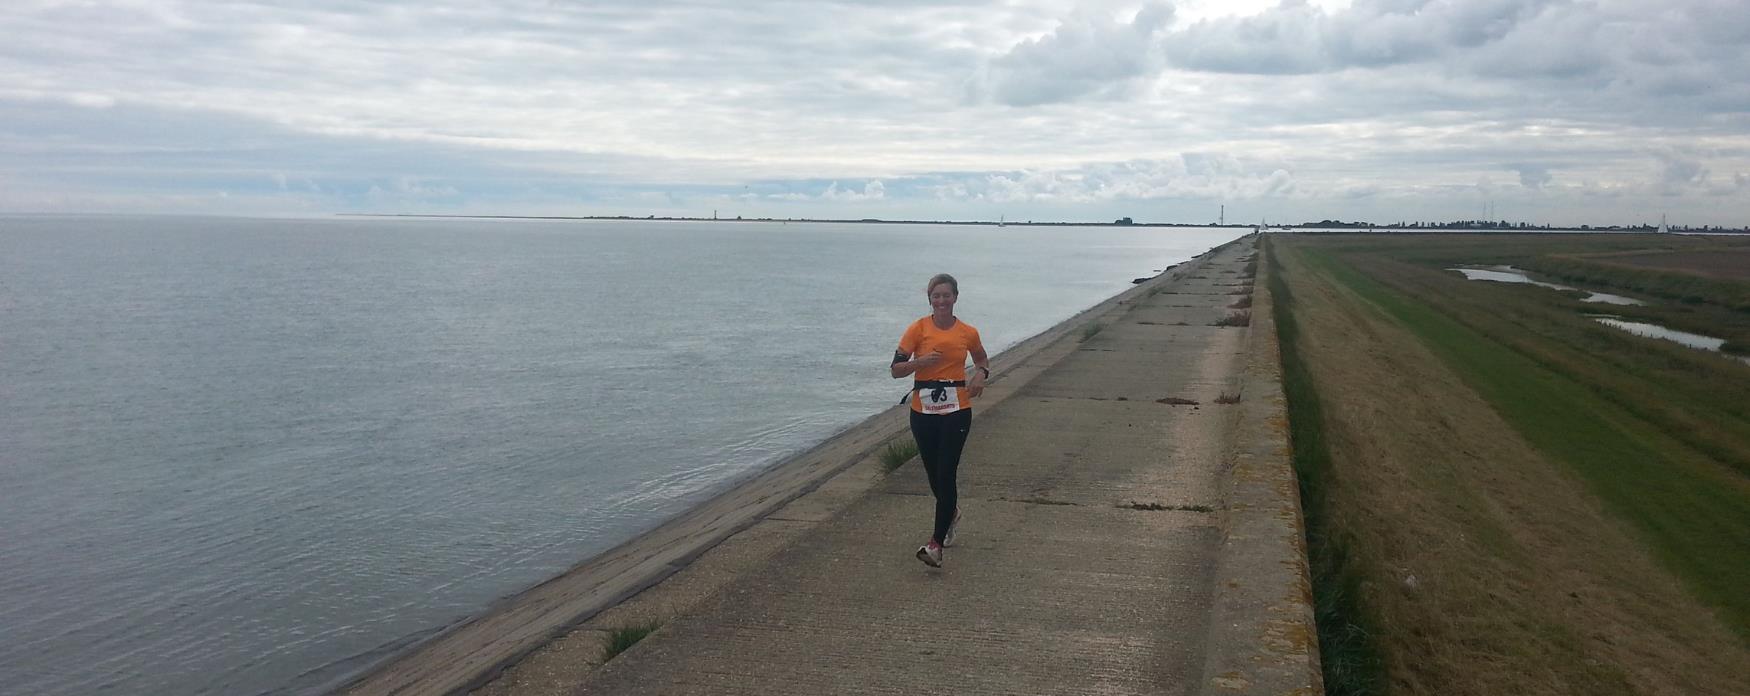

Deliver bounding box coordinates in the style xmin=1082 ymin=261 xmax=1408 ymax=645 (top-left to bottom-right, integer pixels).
xmin=1081 ymin=323 xmax=1104 ymax=340
xmin=879 ymin=440 xmax=918 ymax=471
xmin=1213 ymin=311 xmax=1252 ymax=327
xmin=1229 ymin=296 xmax=1254 ymax=309
xmin=1215 ymin=392 xmax=1242 ymax=404
xmin=600 ymin=619 xmax=663 ymax=663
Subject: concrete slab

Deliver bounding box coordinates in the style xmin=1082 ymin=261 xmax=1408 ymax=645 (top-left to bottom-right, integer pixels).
xmin=1023 ymin=345 xmax=1240 ymax=401
xmin=576 ymin=498 xmax=1221 ymax=696
xmin=881 ymin=398 xmax=1219 ymax=508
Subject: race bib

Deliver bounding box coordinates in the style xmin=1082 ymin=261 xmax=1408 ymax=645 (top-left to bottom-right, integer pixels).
xmin=917 ymin=384 xmax=962 ymax=415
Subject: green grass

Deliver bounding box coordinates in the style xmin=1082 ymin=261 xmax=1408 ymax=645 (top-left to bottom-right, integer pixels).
xmin=1301 ymin=247 xmax=1750 ymax=638
xmin=878 ymin=440 xmax=918 ymax=471
xmin=1518 ymin=255 xmax=1750 ymax=312
xmin=1298 ymin=232 xmax=1750 ymax=355
xmin=1264 ymin=237 xmax=1387 ymax=695
xmin=1081 ymin=322 xmax=1104 ymax=340
xmin=600 ymin=619 xmax=663 ymax=662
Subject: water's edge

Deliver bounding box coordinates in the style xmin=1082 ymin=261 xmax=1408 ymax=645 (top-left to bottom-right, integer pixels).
xmin=333 ymin=240 xmax=1242 ymax=696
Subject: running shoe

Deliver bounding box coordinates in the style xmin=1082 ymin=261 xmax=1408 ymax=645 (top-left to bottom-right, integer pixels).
xmin=942 ymin=508 xmax=962 ymax=547
xmin=916 ymin=540 xmax=943 ymax=568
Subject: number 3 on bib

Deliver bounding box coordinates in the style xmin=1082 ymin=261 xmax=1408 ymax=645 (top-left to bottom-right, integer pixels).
xmin=918 ymin=385 xmax=962 ymax=415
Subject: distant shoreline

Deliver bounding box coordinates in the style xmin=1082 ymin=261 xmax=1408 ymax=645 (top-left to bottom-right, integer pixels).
xmin=336 ymin=213 xmax=1241 ymax=228
xmin=336 ymin=213 xmax=1750 ymax=234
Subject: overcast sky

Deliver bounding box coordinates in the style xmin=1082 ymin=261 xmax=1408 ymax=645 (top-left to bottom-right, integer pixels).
xmin=2 ymin=0 xmax=1747 ymax=225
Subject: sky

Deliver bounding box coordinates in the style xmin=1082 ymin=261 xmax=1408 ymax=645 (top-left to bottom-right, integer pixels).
xmin=2 ymin=0 xmax=1747 ymax=226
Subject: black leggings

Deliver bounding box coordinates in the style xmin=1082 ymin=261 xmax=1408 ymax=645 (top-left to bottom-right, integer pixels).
xmin=910 ymin=408 xmax=973 ymax=544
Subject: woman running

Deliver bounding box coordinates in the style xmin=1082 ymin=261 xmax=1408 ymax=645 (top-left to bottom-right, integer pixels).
xmin=891 ymin=273 xmax=989 ymax=568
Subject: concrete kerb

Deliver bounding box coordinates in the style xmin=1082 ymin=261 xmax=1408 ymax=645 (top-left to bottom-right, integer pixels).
xmin=1196 ymin=237 xmax=1323 ymax=694
xmin=338 ymin=242 xmax=1241 ymax=696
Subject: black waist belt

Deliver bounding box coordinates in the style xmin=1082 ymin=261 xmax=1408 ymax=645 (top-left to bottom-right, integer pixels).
xmin=903 ymin=380 xmax=967 ymax=405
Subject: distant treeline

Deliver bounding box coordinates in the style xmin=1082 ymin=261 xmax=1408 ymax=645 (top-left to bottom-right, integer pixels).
xmin=1289 ymin=219 xmax=1750 ymax=233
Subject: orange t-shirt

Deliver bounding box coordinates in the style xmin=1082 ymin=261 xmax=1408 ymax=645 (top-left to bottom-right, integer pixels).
xmin=896 ymin=316 xmax=984 ymax=414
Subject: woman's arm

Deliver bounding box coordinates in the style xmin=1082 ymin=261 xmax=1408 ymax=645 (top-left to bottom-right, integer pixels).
xmin=892 ymin=349 xmax=944 ymax=378
xmin=891 ymin=351 xmax=915 ymax=379
xmin=966 ymin=346 xmax=990 ymax=397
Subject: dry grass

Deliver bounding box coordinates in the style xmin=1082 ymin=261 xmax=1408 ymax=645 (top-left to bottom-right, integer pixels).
xmin=1592 ymin=249 xmax=1750 ymax=281
xmin=1212 ymin=311 xmax=1251 ymax=327
xmin=1274 ymin=237 xmax=1750 ymax=695
xmin=1214 ymin=392 xmax=1241 ymax=404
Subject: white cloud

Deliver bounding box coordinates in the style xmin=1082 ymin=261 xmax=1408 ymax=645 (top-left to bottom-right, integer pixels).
xmin=925 ymin=155 xmax=1298 ymax=204
xmin=820 ymin=180 xmax=887 ymax=201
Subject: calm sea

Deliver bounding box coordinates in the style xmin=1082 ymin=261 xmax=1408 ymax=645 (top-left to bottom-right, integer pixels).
xmin=0 ymin=215 xmax=1242 ymax=695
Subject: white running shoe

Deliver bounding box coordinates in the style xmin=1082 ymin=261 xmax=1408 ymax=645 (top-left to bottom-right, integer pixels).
xmin=916 ymin=541 xmax=943 ymax=568
xmin=942 ymin=508 xmax=962 ymax=547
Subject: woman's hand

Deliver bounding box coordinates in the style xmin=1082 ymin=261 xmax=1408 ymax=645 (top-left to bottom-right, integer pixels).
xmin=967 ymin=367 xmax=986 ymax=398
xmin=913 ymin=351 xmax=944 ymax=369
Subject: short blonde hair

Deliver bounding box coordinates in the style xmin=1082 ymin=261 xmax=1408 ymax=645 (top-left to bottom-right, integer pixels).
xmin=926 ymin=273 xmax=958 ymax=296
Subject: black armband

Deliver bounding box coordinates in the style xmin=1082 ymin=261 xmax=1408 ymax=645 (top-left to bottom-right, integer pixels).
xmin=892 ymin=351 xmax=909 ymax=365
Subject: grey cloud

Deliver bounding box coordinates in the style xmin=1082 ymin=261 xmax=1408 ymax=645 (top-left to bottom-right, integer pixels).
xmin=965 ymin=3 xmax=1173 ymax=106
xmin=1654 ymin=149 xmax=1709 ymax=193
xmin=1162 ymin=1 xmax=1329 ymax=74
xmin=1164 ymin=0 xmax=1559 ymax=74
xmin=1162 ymin=0 xmax=1750 ymax=126
xmin=1512 ymin=164 xmax=1553 ymax=189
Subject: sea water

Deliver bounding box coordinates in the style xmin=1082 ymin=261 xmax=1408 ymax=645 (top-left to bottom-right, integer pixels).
xmin=0 ymin=215 xmax=1243 ymax=695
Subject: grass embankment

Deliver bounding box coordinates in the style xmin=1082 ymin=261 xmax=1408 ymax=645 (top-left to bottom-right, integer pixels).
xmin=1269 ymin=234 xmax=1750 ymax=695
xmin=1311 ymin=235 xmax=1750 ymax=479
xmin=1264 ymin=238 xmax=1385 ymax=694
xmin=1331 ymin=233 xmax=1750 ymax=352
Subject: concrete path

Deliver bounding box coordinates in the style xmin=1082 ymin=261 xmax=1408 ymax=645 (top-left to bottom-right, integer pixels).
xmin=548 ymin=238 xmax=1310 ymax=695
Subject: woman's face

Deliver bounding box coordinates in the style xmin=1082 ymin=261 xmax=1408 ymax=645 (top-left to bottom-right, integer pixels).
xmin=928 ymin=282 xmax=957 ymax=316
